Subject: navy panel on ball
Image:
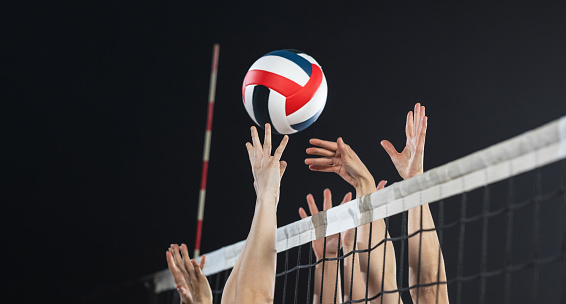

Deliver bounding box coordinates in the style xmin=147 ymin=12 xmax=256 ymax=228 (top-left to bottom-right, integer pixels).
xmin=263 ymin=50 xmax=312 ymax=77
xmin=290 ymin=105 xmax=324 ymax=132
xmin=251 ymin=85 xmax=281 ymax=134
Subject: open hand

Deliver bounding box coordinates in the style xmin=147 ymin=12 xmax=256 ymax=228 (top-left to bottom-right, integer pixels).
xmin=381 ymin=103 xmax=428 ymax=180
xmin=245 ymin=124 xmax=288 ymax=202
xmin=166 ymin=244 xmax=212 ymax=304
xmin=305 ymin=138 xmax=374 ymax=190
xmin=299 ymin=189 xmax=352 ymax=259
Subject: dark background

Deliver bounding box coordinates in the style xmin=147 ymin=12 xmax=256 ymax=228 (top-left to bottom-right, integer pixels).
xmin=5 ymin=0 xmax=566 ymax=303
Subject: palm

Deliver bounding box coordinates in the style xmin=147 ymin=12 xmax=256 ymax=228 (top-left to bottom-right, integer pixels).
xmin=381 ymin=103 xmax=428 ymax=180
xmin=330 ymin=158 xmax=357 ymax=186
xmin=166 ymin=248 xmax=194 ymax=304
xmin=396 ymin=139 xmax=422 ymax=179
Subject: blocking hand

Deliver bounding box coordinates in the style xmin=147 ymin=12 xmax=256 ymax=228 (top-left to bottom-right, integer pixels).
xmin=305 ymin=137 xmax=374 ymax=190
xmin=299 ymin=189 xmax=352 ymax=260
xmin=381 ymin=103 xmax=428 ymax=180
xmin=166 ymin=244 xmax=212 ymax=304
xmin=245 ymin=123 xmax=289 ymax=202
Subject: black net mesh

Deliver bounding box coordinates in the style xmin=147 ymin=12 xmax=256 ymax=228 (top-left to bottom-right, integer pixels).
xmin=150 ymin=159 xmax=566 ymax=303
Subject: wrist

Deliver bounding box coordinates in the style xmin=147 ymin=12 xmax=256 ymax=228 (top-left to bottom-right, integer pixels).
xmin=404 ymin=170 xmax=423 ymax=180
xmin=355 ymin=175 xmax=376 ymax=196
xmin=316 ymin=251 xmax=338 ymax=261
xmin=257 ymin=192 xmax=278 ymax=204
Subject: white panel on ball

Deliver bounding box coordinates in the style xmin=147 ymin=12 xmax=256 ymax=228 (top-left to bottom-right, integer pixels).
xmin=248 ymin=56 xmax=310 ymax=87
xmin=286 ymin=75 xmax=328 ymax=126
xmin=267 ymin=90 xmax=297 ymax=135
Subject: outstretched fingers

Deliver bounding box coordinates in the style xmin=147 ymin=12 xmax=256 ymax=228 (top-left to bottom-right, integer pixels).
xmin=166 ymin=250 xmax=185 ymax=285
xmin=309 ymin=138 xmax=338 ymax=151
xmin=199 ymin=254 xmax=206 ymax=270
xmin=298 ymin=207 xmax=309 ymax=219
xmin=413 ymin=103 xmax=421 ymax=136
xmin=340 ymin=192 xmax=353 ymax=205
xmin=250 ymin=126 xmax=262 ymax=158
xmin=306 ymin=193 xmax=319 ymax=216
xmin=306 ymin=147 xmax=335 ymax=157
xmin=272 ymin=134 xmax=289 ymax=163
xmin=323 ymin=188 xmax=332 ymax=211
xmin=308 ymin=164 xmax=338 ymax=173
xmin=180 ymin=244 xmax=195 ymax=283
xmin=416 ymin=116 xmax=428 ymax=155
xmin=263 ymin=123 xmax=272 ymax=156
xmin=305 ymin=157 xmax=334 ymax=166
xmin=406 ymin=110 xmax=414 ymax=138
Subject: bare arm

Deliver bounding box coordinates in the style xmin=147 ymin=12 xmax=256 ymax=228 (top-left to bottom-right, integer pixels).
xmin=306 ymin=139 xmax=401 ymax=304
xmin=222 ymin=124 xmax=288 ymax=304
xmin=355 ymin=180 xmax=401 ymax=304
xmin=299 ymin=190 xmax=349 ymax=303
xmin=342 ymin=230 xmax=367 ymax=303
xmin=381 ymin=103 xmax=448 ymax=304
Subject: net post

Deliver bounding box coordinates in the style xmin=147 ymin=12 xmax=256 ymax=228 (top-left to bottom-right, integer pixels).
xmin=194 ymin=43 xmax=220 ymax=258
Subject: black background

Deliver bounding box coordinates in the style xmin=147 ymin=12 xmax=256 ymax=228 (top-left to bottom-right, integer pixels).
xmin=5 ymin=1 xmax=566 ymax=303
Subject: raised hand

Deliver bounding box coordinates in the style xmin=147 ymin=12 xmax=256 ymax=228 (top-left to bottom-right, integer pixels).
xmin=298 ymin=189 xmax=352 ymax=260
xmin=381 ymin=103 xmax=428 ymax=180
xmin=245 ymin=123 xmax=288 ymax=202
xmin=305 ymin=137 xmax=375 ymax=191
xmin=166 ymin=244 xmax=211 ymax=304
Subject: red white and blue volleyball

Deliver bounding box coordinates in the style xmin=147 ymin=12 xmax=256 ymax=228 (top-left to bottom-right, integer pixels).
xmin=242 ymin=49 xmax=327 ymax=134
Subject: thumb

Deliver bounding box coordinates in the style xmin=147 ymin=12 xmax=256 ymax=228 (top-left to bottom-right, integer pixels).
xmin=380 ymin=140 xmax=399 ymax=160
xmin=199 ymin=255 xmax=206 ymax=270
xmin=279 ymin=161 xmax=287 ymax=179
xmin=337 ymin=137 xmax=355 ymax=161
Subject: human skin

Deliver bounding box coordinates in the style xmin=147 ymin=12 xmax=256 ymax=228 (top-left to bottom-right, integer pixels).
xmin=381 ymin=103 xmax=448 ymax=304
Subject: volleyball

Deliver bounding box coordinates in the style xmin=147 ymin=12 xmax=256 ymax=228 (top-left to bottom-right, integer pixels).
xmin=242 ymin=49 xmax=327 ymax=134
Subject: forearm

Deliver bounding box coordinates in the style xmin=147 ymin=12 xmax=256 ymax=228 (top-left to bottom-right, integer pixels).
xmin=313 ymin=252 xmax=342 ymax=304
xmin=407 ymin=203 xmax=448 ymax=303
xmin=221 ymin=241 xmax=247 ymax=304
xmin=235 ymin=196 xmax=278 ymax=303
xmin=357 ymin=225 xmax=400 ymax=302
xmin=343 ymin=245 xmax=367 ymax=302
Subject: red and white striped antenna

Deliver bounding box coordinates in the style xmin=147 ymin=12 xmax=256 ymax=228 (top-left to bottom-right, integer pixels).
xmin=194 ymin=44 xmax=220 ymax=258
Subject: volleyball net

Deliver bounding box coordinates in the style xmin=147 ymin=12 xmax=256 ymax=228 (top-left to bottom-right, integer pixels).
xmin=147 ymin=116 xmax=566 ymax=303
